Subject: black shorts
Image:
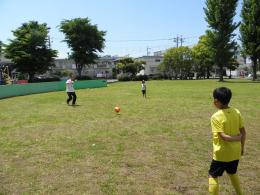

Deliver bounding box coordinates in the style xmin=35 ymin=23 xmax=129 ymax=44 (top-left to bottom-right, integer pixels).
xmin=208 ymin=160 xmax=239 ymax=177
xmin=142 ymin=90 xmax=146 ymax=94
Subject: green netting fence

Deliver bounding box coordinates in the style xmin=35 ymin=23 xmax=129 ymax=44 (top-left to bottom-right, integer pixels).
xmin=0 ymin=80 xmax=107 ymax=99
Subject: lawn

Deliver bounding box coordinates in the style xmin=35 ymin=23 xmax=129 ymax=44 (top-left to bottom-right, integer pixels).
xmin=0 ymin=80 xmax=259 ymax=194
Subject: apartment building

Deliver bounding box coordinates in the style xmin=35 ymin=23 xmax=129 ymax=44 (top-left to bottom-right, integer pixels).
xmin=135 ymin=55 xmax=163 ymax=76
xmin=54 ymin=56 xmax=117 ymax=79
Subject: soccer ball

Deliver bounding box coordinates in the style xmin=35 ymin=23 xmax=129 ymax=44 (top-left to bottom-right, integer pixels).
xmin=114 ymin=106 xmax=120 ymax=113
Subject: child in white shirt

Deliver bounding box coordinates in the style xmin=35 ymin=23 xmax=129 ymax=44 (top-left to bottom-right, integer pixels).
xmin=141 ymin=80 xmax=146 ymax=98
xmin=66 ymin=75 xmax=77 ymax=105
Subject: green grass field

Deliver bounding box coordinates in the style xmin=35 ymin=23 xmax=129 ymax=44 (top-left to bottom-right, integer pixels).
xmin=0 ymin=80 xmax=260 ymax=194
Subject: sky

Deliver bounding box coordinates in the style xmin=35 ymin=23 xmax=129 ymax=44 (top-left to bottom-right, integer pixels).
xmin=0 ymin=0 xmax=243 ymax=58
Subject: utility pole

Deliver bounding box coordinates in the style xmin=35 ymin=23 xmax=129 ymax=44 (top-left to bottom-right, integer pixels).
xmin=147 ymin=47 xmax=151 ymax=56
xmin=174 ymin=35 xmax=184 ymax=48
xmin=174 ymin=35 xmax=179 ymax=48
xmin=48 ymin=36 xmax=51 ymax=48
xmin=180 ymin=35 xmax=184 ymax=47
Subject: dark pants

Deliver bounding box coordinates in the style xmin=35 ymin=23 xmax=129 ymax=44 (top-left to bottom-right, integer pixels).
xmin=67 ymin=92 xmax=77 ymax=105
xmin=142 ymin=90 xmax=146 ymax=97
xmin=209 ymin=160 xmax=239 ymax=177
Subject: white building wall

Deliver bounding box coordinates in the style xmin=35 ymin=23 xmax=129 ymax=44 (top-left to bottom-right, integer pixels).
xmin=53 ymin=56 xmax=117 ymax=79
xmin=136 ymin=56 xmax=163 ymax=75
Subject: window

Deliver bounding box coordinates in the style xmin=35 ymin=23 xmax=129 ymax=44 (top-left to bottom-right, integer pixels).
xmin=155 ymin=59 xmax=161 ymax=62
xmin=150 ymin=67 xmax=156 ymax=72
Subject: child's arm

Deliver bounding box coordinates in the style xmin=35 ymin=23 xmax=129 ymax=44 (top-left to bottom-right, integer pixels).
xmin=240 ymin=127 xmax=246 ymax=155
xmin=218 ymin=132 xmax=242 ymax=142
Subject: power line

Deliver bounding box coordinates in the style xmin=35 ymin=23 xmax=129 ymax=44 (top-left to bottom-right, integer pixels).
xmin=106 ymin=35 xmax=200 ymax=43
xmin=106 ymin=38 xmax=174 ymax=42
xmin=51 ymin=35 xmax=200 ymax=44
xmin=50 ymin=35 xmax=200 ymax=57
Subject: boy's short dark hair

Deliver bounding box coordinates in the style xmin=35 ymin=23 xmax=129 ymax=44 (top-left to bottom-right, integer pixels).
xmin=213 ymin=87 xmax=232 ymax=105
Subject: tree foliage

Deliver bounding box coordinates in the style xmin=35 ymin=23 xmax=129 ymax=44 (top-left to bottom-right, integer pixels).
xmin=192 ymin=35 xmax=214 ymax=79
xmin=115 ymin=57 xmax=145 ymax=76
xmin=160 ymin=47 xmax=193 ymax=79
xmin=227 ymin=57 xmax=240 ymax=78
xmin=59 ymin=18 xmax=106 ymax=77
xmin=204 ymin=0 xmax=239 ymax=81
xmin=4 ymin=21 xmax=57 ymax=81
xmin=0 ymin=40 xmax=2 ymax=56
xmin=240 ymin=0 xmax=260 ymax=81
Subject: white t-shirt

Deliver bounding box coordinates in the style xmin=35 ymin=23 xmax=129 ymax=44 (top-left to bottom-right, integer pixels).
xmin=141 ymin=83 xmax=146 ymax=90
xmin=66 ymin=79 xmax=75 ymax=92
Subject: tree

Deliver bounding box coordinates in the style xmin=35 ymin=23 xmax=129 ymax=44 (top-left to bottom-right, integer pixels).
xmin=160 ymin=47 xmax=193 ymax=79
xmin=178 ymin=47 xmax=194 ymax=79
xmin=159 ymin=49 xmax=175 ymax=79
xmin=4 ymin=21 xmax=57 ymax=81
xmin=115 ymin=57 xmax=145 ymax=76
xmin=227 ymin=57 xmax=239 ymax=79
xmin=59 ymin=18 xmax=106 ymax=77
xmin=204 ymin=0 xmax=239 ymax=81
xmin=0 ymin=40 xmax=2 ymax=56
xmin=192 ymin=35 xmax=214 ymax=79
xmin=240 ymin=0 xmax=260 ymax=81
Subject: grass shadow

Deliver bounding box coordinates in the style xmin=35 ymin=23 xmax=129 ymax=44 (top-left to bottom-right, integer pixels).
xmin=223 ymin=80 xmax=260 ymax=84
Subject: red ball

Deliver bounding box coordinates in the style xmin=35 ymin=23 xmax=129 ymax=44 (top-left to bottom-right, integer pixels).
xmin=114 ymin=106 xmax=120 ymax=113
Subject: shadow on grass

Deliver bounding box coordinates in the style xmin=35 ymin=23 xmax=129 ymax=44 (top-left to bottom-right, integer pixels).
xmin=223 ymin=80 xmax=260 ymax=84
xmin=70 ymin=104 xmax=81 ymax=107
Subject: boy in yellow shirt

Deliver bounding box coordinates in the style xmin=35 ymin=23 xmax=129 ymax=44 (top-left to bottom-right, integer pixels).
xmin=209 ymin=87 xmax=246 ymax=195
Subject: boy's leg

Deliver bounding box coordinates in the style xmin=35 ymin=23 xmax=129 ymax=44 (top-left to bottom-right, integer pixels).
xmin=226 ymin=160 xmax=242 ymax=195
xmin=72 ymin=92 xmax=77 ymax=105
xmin=228 ymin=174 xmax=242 ymax=195
xmin=208 ymin=160 xmax=225 ymax=195
xmin=209 ymin=177 xmax=219 ymax=195
xmin=67 ymin=92 xmax=72 ymax=104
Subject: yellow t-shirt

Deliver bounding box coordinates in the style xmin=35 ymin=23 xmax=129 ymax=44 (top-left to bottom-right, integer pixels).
xmin=211 ymin=107 xmax=244 ymax=162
